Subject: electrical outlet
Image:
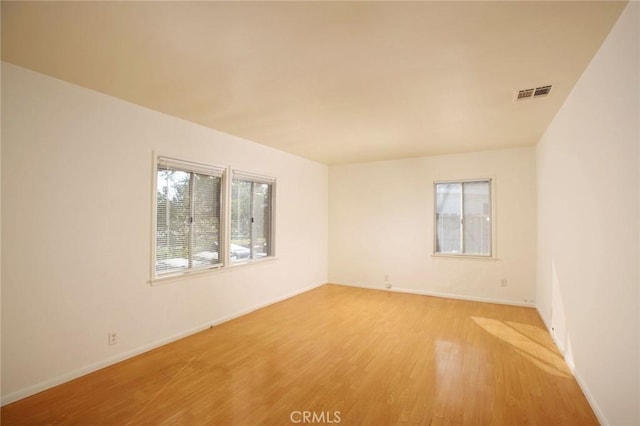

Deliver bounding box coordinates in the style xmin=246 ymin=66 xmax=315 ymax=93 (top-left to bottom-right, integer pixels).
xmin=108 ymin=332 xmax=117 ymax=346
xmin=384 ymin=274 xmax=390 ymax=282
xmin=500 ymin=278 xmax=508 ymax=287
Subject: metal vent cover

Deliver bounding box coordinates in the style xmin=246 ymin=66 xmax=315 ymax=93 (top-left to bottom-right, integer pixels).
xmin=515 ymin=85 xmax=552 ymax=101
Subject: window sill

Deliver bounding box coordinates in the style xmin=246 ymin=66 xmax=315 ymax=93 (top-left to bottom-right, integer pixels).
xmin=228 ymin=256 xmax=278 ymax=269
xmin=431 ymin=254 xmax=498 ymax=261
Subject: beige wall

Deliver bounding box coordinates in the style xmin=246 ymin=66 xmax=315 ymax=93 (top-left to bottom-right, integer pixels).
xmin=329 ymin=147 xmax=537 ymax=305
xmin=1 ymin=63 xmax=328 ymax=404
xmin=536 ymin=3 xmax=639 ymax=425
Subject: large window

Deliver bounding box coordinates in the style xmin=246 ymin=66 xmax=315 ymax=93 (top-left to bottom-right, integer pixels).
xmin=230 ymin=171 xmax=275 ymax=262
xmin=434 ymin=179 xmax=492 ymax=257
xmin=155 ymin=157 xmax=224 ymax=276
xmin=153 ymin=156 xmax=276 ymax=280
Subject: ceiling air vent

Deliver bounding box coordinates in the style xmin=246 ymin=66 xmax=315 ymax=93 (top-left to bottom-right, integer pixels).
xmin=516 ymin=88 xmax=535 ymax=100
xmin=515 ymin=85 xmax=552 ymax=101
xmin=534 ymin=85 xmax=552 ymax=96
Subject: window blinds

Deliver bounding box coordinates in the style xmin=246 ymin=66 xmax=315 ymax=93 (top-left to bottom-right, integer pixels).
xmin=155 ymin=157 xmax=224 ymax=276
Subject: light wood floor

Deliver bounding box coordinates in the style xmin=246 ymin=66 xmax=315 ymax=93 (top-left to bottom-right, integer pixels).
xmin=2 ymin=284 xmax=597 ymax=425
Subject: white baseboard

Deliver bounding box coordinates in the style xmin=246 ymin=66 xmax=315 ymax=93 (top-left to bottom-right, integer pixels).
xmin=331 ymin=281 xmax=536 ymax=308
xmin=1 ymin=281 xmax=325 ymax=406
xmin=535 ymin=307 xmax=609 ymax=426
xmin=535 ymin=306 xmax=551 ymax=331
xmin=570 ymin=366 xmax=609 ymax=426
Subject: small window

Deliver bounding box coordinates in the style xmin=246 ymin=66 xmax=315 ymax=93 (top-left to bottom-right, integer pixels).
xmin=230 ymin=171 xmax=275 ymax=262
xmin=155 ymin=157 xmax=224 ymax=277
xmin=434 ymin=179 xmax=492 ymax=257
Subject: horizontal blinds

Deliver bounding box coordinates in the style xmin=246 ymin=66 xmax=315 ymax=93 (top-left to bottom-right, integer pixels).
xmin=232 ymin=170 xmax=275 ymax=185
xmin=434 ymin=179 xmax=491 ymax=256
xmin=155 ymin=157 xmax=224 ymax=277
xmin=190 ymin=173 xmax=222 ymax=270
xmin=435 ymin=182 xmax=461 ymax=254
xmin=156 ymin=169 xmax=192 ymax=274
xmin=435 ymin=178 xmax=491 ymax=185
xmin=462 ymin=180 xmax=491 ymax=255
xmin=158 ymin=156 xmax=225 ymax=177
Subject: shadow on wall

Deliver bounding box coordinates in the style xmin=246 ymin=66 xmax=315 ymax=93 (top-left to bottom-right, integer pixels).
xmin=551 ymin=259 xmax=574 ymax=367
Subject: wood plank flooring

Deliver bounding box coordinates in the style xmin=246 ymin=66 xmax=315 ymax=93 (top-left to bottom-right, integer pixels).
xmin=1 ymin=284 xmax=597 ymax=425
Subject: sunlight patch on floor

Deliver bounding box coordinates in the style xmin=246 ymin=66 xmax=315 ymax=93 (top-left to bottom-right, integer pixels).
xmin=471 ymin=316 xmax=571 ymax=378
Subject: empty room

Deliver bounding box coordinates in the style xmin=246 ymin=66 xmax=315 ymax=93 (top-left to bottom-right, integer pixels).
xmin=1 ymin=1 xmax=638 ymax=425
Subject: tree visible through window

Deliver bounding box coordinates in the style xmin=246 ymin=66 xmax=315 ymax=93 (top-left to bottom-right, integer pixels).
xmin=231 ymin=172 xmax=274 ymax=262
xmin=155 ymin=158 xmax=223 ymax=276
xmin=435 ymin=180 xmax=492 ymax=256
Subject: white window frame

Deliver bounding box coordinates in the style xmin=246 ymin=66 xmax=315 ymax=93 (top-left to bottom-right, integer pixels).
xmin=228 ymin=169 xmax=276 ymax=265
xmin=432 ymin=177 xmax=497 ymax=260
xmin=151 ymin=154 xmax=227 ymax=282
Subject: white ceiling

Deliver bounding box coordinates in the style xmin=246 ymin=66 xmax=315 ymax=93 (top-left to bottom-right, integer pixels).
xmin=1 ymin=1 xmax=626 ymax=165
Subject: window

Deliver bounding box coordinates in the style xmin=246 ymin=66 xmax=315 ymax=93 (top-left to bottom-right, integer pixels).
xmin=152 ymin=156 xmax=276 ymax=281
xmin=155 ymin=157 xmax=224 ymax=277
xmin=230 ymin=171 xmax=275 ymax=262
xmin=434 ymin=179 xmax=492 ymax=256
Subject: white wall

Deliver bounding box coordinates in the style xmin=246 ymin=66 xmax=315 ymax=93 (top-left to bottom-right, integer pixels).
xmin=536 ymin=3 xmax=639 ymax=425
xmin=0 ymin=63 xmax=328 ymax=404
xmin=329 ymin=147 xmax=537 ymax=305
